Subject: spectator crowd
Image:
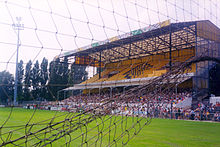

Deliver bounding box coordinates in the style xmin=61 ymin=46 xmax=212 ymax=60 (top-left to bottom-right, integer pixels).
xmin=26 ymin=91 xmax=220 ymax=122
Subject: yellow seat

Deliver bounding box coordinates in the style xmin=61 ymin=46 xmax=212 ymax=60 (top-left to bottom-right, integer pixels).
xmin=80 ymin=48 xmax=195 ymax=84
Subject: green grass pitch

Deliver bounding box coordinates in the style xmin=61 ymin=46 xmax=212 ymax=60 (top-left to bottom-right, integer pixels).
xmin=0 ymin=108 xmax=220 ymax=146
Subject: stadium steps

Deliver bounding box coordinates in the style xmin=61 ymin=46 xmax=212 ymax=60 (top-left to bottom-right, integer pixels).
xmin=176 ymin=98 xmax=192 ymax=109
xmin=96 ymin=65 xmax=130 ymax=82
xmin=107 ymin=66 xmax=133 ymax=81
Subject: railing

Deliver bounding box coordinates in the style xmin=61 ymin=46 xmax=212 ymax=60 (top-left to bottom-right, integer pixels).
xmin=23 ymin=104 xmax=220 ymax=122
xmin=150 ymin=111 xmax=220 ymax=122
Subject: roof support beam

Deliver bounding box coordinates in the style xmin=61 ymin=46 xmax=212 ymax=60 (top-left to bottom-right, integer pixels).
xmin=111 ymin=48 xmax=126 ymax=57
xmin=169 ymin=27 xmax=172 ymax=71
xmin=132 ymin=42 xmax=154 ymax=55
xmin=99 ymin=52 xmax=101 ymax=79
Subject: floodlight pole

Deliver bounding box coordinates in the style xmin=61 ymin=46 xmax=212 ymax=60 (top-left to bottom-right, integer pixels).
xmin=12 ymin=17 xmax=24 ymax=106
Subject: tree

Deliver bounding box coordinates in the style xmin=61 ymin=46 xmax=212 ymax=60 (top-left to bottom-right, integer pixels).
xmin=17 ymin=60 xmax=24 ymax=102
xmin=40 ymin=57 xmax=49 ymax=100
xmin=61 ymin=57 xmax=69 ymax=86
xmin=69 ymin=63 xmax=88 ymax=85
xmin=0 ymin=71 xmax=14 ymax=105
xmin=24 ymin=60 xmax=32 ymax=101
xmin=48 ymin=57 xmax=70 ymax=100
xmin=48 ymin=58 xmax=60 ymax=100
xmin=31 ymin=60 xmax=41 ymax=99
xmin=67 ymin=63 xmax=88 ymax=97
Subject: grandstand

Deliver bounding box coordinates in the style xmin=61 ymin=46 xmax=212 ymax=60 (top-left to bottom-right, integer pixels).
xmin=2 ymin=0 xmax=220 ymax=145
xmin=57 ymin=20 xmax=220 ymax=109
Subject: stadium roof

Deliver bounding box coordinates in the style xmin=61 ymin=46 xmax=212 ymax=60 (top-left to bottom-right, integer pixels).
xmin=56 ymin=20 xmax=220 ymax=65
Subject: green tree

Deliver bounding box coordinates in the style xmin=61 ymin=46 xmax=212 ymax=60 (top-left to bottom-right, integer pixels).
xmin=0 ymin=71 xmax=14 ymax=105
xmin=48 ymin=58 xmax=60 ymax=100
xmin=24 ymin=60 xmax=32 ymax=101
xmin=69 ymin=63 xmax=88 ymax=85
xmin=40 ymin=57 xmax=49 ymax=100
xmin=60 ymin=57 xmax=69 ymax=86
xmin=31 ymin=60 xmax=41 ymax=99
xmin=48 ymin=57 xmax=70 ymax=100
